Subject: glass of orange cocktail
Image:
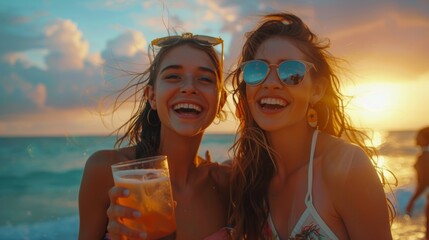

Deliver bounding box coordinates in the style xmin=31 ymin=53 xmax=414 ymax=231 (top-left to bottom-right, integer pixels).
xmin=111 ymin=155 xmax=176 ymax=239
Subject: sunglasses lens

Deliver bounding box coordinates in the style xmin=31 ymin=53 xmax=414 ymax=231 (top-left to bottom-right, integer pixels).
xmin=193 ymin=35 xmax=222 ymax=46
xmin=153 ymin=35 xmax=222 ymax=48
xmin=242 ymin=60 xmax=269 ymax=85
xmin=278 ymin=61 xmax=307 ymax=85
xmin=152 ymin=36 xmax=181 ymax=47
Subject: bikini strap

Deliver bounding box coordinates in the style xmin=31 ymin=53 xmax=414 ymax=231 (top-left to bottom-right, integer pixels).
xmin=305 ymin=130 xmax=319 ymax=203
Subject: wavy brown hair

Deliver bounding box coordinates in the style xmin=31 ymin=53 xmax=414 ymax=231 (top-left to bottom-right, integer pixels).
xmin=110 ymin=37 xmax=227 ymax=158
xmin=228 ymin=12 xmax=395 ymax=239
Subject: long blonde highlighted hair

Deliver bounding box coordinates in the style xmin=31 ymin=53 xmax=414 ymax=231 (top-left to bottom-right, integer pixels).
xmin=228 ymin=12 xmax=395 ymax=239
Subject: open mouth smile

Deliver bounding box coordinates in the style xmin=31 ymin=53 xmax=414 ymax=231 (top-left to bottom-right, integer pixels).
xmin=173 ymin=103 xmax=203 ymax=115
xmin=259 ymin=97 xmax=287 ymax=110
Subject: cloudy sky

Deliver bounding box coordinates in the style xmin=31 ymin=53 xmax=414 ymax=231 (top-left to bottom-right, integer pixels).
xmin=0 ymin=0 xmax=428 ymax=136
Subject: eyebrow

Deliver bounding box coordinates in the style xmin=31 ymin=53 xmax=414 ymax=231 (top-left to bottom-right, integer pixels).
xmin=160 ymin=65 xmax=217 ymax=76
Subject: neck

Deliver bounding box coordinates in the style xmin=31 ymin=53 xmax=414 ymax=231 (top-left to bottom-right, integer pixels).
xmin=158 ymin=129 xmax=204 ymax=188
xmin=266 ymin=124 xmax=316 ymax=178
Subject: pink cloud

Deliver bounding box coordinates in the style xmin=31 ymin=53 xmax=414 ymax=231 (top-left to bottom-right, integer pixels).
xmin=28 ymin=84 xmax=47 ymax=108
xmin=104 ymin=30 xmax=147 ymax=57
xmin=44 ymin=19 xmax=89 ymax=71
xmin=3 ymin=52 xmax=29 ymax=66
xmin=7 ymin=73 xmax=47 ymax=109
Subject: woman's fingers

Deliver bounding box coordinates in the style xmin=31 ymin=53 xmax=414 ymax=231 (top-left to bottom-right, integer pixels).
xmin=107 ymin=186 xmax=146 ymax=239
xmin=106 ymin=220 xmax=147 ymax=240
xmin=108 ymin=186 xmax=129 ymax=203
xmin=107 ymin=203 xmax=141 ymax=219
xmin=107 ymin=186 xmax=141 ymax=220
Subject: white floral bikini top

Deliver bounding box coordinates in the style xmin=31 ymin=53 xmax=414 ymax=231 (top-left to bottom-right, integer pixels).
xmin=266 ymin=130 xmax=339 ymax=240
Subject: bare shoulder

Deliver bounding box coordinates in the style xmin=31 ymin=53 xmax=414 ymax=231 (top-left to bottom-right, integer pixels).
xmin=78 ymin=146 xmax=136 ymax=239
xmin=318 ymin=134 xmax=391 ymax=238
xmin=210 ymin=162 xmax=232 ymax=186
xmin=319 ymin=133 xmax=374 ymax=186
xmin=197 ymin=161 xmax=231 ymax=189
xmin=87 ymin=146 xmax=135 ymax=165
xmin=416 ymin=153 xmax=429 ymax=170
xmin=80 ymin=146 xmax=136 ymax=200
xmin=82 ymin=146 xmax=136 ymax=180
xmin=206 ymin=162 xmax=232 ymax=201
xmin=319 ymin=133 xmax=387 ymax=208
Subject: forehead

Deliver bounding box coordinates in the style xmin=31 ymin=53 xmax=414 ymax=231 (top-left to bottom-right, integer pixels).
xmin=254 ymin=36 xmax=305 ymax=62
xmin=159 ymin=44 xmax=215 ymax=70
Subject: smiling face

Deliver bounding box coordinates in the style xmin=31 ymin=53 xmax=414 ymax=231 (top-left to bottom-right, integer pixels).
xmin=148 ymin=44 xmax=222 ymax=137
xmin=245 ymin=37 xmax=323 ymax=132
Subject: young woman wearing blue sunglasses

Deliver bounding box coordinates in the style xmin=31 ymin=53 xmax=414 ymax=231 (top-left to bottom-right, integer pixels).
xmin=229 ymin=12 xmax=395 ymax=240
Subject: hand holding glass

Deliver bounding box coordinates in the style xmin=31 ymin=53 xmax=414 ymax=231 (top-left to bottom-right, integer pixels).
xmin=111 ymin=155 xmax=176 ymax=239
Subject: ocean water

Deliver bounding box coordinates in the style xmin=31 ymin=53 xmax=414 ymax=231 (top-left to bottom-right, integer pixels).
xmin=0 ymin=131 xmax=426 ymax=239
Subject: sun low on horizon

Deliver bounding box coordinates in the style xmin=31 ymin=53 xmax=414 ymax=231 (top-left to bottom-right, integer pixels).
xmin=343 ymin=75 xmax=429 ymax=131
xmin=0 ymin=0 xmax=428 ymax=137
xmin=344 ymin=81 xmax=397 ymax=127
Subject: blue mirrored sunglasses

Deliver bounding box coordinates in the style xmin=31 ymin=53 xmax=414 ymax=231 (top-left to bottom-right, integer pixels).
xmin=240 ymin=59 xmax=315 ymax=86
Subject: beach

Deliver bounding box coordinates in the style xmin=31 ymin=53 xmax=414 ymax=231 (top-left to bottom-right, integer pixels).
xmin=0 ymin=130 xmax=427 ymax=239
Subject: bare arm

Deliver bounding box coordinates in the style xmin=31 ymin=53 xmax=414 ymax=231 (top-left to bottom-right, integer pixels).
xmin=331 ymin=146 xmax=392 ymax=239
xmin=406 ymin=185 xmax=426 ymax=216
xmin=78 ymin=150 xmax=120 ymax=240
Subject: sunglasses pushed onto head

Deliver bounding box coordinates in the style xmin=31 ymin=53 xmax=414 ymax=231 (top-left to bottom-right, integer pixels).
xmin=151 ymin=32 xmax=223 ymax=47
xmin=240 ymin=59 xmax=315 ymax=86
xmin=151 ymin=32 xmax=224 ymax=63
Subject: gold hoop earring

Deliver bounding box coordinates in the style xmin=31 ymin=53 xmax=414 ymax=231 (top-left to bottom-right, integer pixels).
xmin=147 ymin=108 xmax=159 ymax=126
xmin=212 ymin=117 xmax=221 ymax=125
xmin=307 ymin=105 xmax=318 ymax=128
xmin=309 ymin=103 xmax=330 ymax=130
xmin=212 ymin=108 xmax=224 ymax=125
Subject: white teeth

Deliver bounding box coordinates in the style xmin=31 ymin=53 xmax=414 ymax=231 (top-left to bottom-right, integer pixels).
xmin=260 ymin=98 xmax=286 ymax=106
xmin=173 ymin=103 xmax=202 ymax=112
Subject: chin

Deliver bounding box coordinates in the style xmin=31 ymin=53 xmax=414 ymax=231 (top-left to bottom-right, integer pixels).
xmin=174 ymin=127 xmax=206 ymax=137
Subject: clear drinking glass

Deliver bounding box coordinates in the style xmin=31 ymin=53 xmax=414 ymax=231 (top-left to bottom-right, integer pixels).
xmin=111 ymin=155 xmax=176 ymax=239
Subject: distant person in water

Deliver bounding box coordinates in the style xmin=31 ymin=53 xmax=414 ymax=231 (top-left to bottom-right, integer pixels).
xmin=406 ymin=126 xmax=429 ymax=240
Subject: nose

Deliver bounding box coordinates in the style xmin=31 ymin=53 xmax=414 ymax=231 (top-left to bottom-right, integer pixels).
xmin=180 ymin=77 xmax=197 ymax=94
xmin=262 ymin=65 xmax=282 ymax=89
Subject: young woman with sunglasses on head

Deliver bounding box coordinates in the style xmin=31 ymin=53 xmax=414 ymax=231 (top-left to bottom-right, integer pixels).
xmin=78 ymin=33 xmax=231 ymax=240
xmin=228 ymin=12 xmax=394 ymax=239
